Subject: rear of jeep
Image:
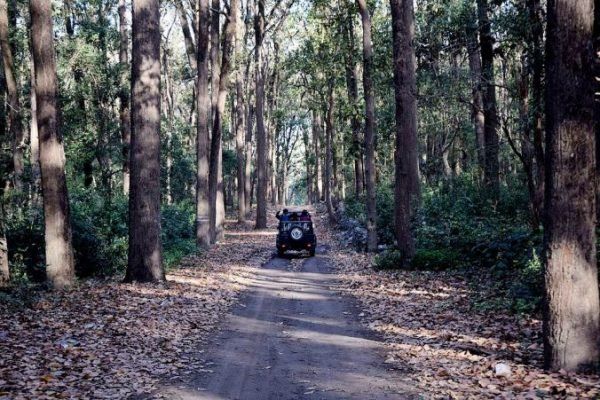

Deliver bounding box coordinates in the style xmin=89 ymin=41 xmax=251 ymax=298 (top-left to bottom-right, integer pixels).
xmin=276 ymin=221 xmax=317 ymax=257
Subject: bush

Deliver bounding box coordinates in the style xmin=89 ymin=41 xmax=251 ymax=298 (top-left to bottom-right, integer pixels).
xmin=4 ymin=190 xmax=199 ymax=282
xmin=373 ymin=250 xmax=403 ymax=270
xmin=411 ymin=248 xmax=462 ymax=270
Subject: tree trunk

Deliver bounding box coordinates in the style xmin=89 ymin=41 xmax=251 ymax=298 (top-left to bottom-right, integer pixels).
xmin=466 ymin=13 xmax=485 ymax=174
xmin=342 ymin=10 xmax=364 ymax=197
xmin=325 ymin=84 xmax=337 ymax=223
xmin=31 ymin=0 xmax=75 ymax=288
xmin=390 ymin=0 xmax=419 ymax=264
xmin=196 ymin=0 xmax=211 ymax=248
xmin=209 ymin=0 xmax=237 ymax=243
xmin=29 ymin=46 xmax=40 ymax=193
xmin=356 ymin=0 xmax=378 ymax=252
xmin=528 ymin=0 xmax=544 ymax=227
xmin=245 ymin=102 xmax=254 ymax=215
xmin=0 ymin=0 xmax=23 ymax=191
xmin=476 ymin=0 xmax=499 ymax=195
xmin=543 ymin=0 xmax=599 ymax=372
xmin=118 ymin=0 xmax=131 ymax=195
xmin=254 ymin=0 xmax=267 ymax=229
xmin=0 ymin=203 xmax=8 ymax=285
xmin=236 ymin=69 xmax=246 ymax=222
xmin=175 ymin=0 xmax=198 ymax=73
xmin=313 ymin=110 xmax=322 ymax=202
xmin=125 ymin=0 xmax=164 ymax=283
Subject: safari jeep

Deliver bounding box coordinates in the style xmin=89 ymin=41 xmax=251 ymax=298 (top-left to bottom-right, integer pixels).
xmin=276 ymin=220 xmax=317 ymax=257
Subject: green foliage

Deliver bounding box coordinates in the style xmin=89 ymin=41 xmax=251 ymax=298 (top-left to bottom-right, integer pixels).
xmin=161 ymin=201 xmax=197 ymax=269
xmin=5 ymin=190 xmax=198 ymax=282
xmin=373 ymin=250 xmax=403 ymax=270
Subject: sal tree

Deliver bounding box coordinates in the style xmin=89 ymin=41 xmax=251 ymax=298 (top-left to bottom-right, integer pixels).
xmin=125 ymin=0 xmax=165 ymax=283
xmin=543 ymin=0 xmax=600 ymax=371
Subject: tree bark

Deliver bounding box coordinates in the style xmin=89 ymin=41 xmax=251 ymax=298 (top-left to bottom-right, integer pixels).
xmin=209 ymin=0 xmax=237 ymax=243
xmin=0 ymin=203 xmax=9 ymax=285
xmin=196 ymin=0 xmax=211 ymax=248
xmin=342 ymin=10 xmax=364 ymax=197
xmin=325 ymin=84 xmax=337 ymax=223
xmin=390 ymin=0 xmax=419 ymax=264
xmin=125 ymin=0 xmax=164 ymax=283
xmin=31 ymin=0 xmax=75 ymax=289
xmin=118 ymin=0 xmax=131 ymax=195
xmin=465 ymin=12 xmax=485 ymax=174
xmin=254 ymin=0 xmax=267 ymax=229
xmin=29 ymin=44 xmax=40 ymax=193
xmin=313 ymin=110 xmax=322 ymax=202
xmin=0 ymin=0 xmax=23 ymax=191
xmin=175 ymin=0 xmax=198 ymax=73
xmin=476 ymin=0 xmax=499 ymax=195
xmin=543 ymin=0 xmax=599 ymax=372
xmin=245 ymin=101 xmax=254 ymax=215
xmin=356 ymin=0 xmax=378 ymax=252
xmin=235 ymin=68 xmax=246 ymax=222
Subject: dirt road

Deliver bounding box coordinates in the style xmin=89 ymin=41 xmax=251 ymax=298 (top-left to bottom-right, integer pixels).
xmin=158 ymin=248 xmax=414 ymax=400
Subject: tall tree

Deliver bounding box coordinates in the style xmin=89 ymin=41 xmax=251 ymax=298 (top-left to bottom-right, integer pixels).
xmin=324 ymin=84 xmax=337 ymax=222
xmin=175 ymin=0 xmax=198 ymax=73
xmin=476 ymin=0 xmax=499 ymax=195
xmin=209 ymin=0 xmax=225 ymax=241
xmin=209 ymin=0 xmax=238 ymax=242
xmin=465 ymin=10 xmax=485 ymax=173
xmin=390 ymin=0 xmax=419 ymax=264
xmin=254 ymin=0 xmax=267 ymax=229
xmin=31 ymin=0 xmax=75 ymax=288
xmin=0 ymin=203 xmax=8 ymax=285
xmin=118 ymin=0 xmax=131 ymax=195
xmin=356 ymin=0 xmax=378 ymax=252
xmin=543 ymin=0 xmax=599 ymax=372
xmin=0 ymin=0 xmax=23 ymax=191
xmin=196 ymin=0 xmax=211 ymax=248
xmin=341 ymin=7 xmax=364 ymax=197
xmin=125 ymin=0 xmax=164 ymax=283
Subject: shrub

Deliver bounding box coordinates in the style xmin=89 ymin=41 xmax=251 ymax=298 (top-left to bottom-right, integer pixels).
xmin=411 ymin=248 xmax=462 ymax=270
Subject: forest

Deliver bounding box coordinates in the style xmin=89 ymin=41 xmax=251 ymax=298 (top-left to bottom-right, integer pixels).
xmin=1 ymin=0 xmax=600 ymax=398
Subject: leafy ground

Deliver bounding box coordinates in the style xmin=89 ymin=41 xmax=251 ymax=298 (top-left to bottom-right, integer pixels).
xmin=319 ymin=220 xmax=600 ymax=399
xmin=0 ymin=218 xmax=275 ymax=400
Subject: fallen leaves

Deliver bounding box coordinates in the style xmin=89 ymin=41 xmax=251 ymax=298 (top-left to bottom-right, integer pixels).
xmin=322 ymin=218 xmax=600 ymax=399
xmin=0 ymin=217 xmax=275 ymax=399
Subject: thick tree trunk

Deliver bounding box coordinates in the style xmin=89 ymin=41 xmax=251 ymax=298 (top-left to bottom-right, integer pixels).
xmin=325 ymin=84 xmax=337 ymax=223
xmin=476 ymin=0 xmax=499 ymax=195
xmin=125 ymin=0 xmax=164 ymax=283
xmin=466 ymin=14 xmax=485 ymax=174
xmin=356 ymin=0 xmax=378 ymax=252
xmin=31 ymin=0 xmax=75 ymax=288
xmin=254 ymin=0 xmax=267 ymax=229
xmin=0 ymin=0 xmax=23 ymax=191
xmin=543 ymin=0 xmax=599 ymax=372
xmin=175 ymin=0 xmax=198 ymax=73
xmin=118 ymin=0 xmax=131 ymax=195
xmin=391 ymin=0 xmax=419 ymax=264
xmin=196 ymin=0 xmax=211 ymax=248
xmin=209 ymin=0 xmax=237 ymax=243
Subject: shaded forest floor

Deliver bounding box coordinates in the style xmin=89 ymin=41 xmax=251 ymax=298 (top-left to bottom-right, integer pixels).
xmin=320 ymin=215 xmax=600 ymax=399
xmin=0 ymin=215 xmax=276 ymax=399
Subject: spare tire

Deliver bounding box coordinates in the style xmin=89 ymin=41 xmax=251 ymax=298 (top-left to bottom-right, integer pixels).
xmin=290 ymin=227 xmax=304 ymax=241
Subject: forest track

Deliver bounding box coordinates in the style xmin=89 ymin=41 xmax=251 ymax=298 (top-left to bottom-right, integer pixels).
xmin=157 ymin=247 xmax=415 ymax=399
